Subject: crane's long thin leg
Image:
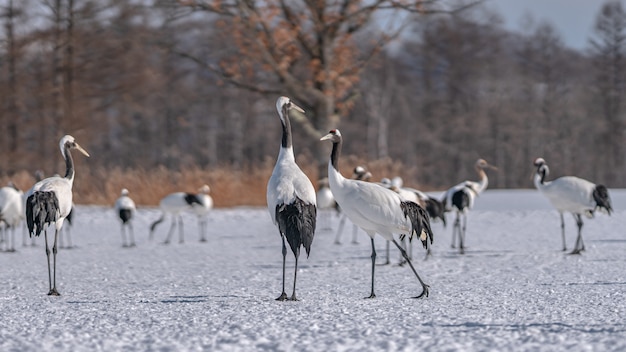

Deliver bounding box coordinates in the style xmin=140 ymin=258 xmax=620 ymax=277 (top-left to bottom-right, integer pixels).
xmin=67 ymin=226 xmax=72 ymax=248
xmin=276 ymin=236 xmax=288 ymax=301
xmin=560 ymin=213 xmax=566 ymax=251
xmin=49 ymin=229 xmax=60 ymax=296
xmin=290 ymin=251 xmax=300 ymax=301
xmin=392 ymin=239 xmax=429 ymax=299
xmin=451 ymin=212 xmax=460 ymax=248
xmin=121 ymin=224 xmax=127 ymax=247
xmin=398 ymin=237 xmax=407 ymax=266
xmin=367 ymin=238 xmax=377 ymax=299
xmin=129 ymin=223 xmax=136 ymax=247
xmin=334 ymin=215 xmax=347 ymax=244
xmin=44 ymin=229 xmax=52 ymax=293
xmin=9 ymin=227 xmax=15 ymax=252
xmin=199 ymin=218 xmax=207 ymax=242
xmin=570 ymin=214 xmax=584 ymax=255
xmin=164 ymin=216 xmax=176 ymax=244
xmin=351 ymin=224 xmax=359 ymax=244
xmin=459 ymin=213 xmax=467 ymax=255
xmin=178 ymin=215 xmax=184 ymax=244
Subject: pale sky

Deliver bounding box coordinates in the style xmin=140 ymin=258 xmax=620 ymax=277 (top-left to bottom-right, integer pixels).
xmin=489 ymin=0 xmax=609 ymax=50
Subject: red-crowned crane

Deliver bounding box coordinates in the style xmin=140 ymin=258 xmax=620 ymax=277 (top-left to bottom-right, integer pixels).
xmin=333 ymin=166 xmax=372 ymax=245
xmin=0 ymin=183 xmax=23 ymax=252
xmin=442 ymin=158 xmax=497 ymax=254
xmin=267 ymin=96 xmax=317 ymax=301
xmin=321 ymin=129 xmax=433 ymax=299
xmin=115 ymin=188 xmax=137 ymax=247
xmin=533 ymin=158 xmax=612 ymax=254
xmin=191 ymin=185 xmax=213 ymax=242
xmin=150 ymin=191 xmax=203 ymax=244
xmin=25 ymin=135 xmax=89 ymax=296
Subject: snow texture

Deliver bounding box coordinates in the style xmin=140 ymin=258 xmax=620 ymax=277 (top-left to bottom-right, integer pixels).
xmin=1 ymin=189 xmax=625 ymax=351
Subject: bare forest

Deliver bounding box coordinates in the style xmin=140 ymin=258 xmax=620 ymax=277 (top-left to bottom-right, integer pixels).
xmin=0 ymin=0 xmax=625 ymax=206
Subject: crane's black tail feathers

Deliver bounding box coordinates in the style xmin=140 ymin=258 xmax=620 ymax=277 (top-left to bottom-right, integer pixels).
xmin=425 ymin=198 xmax=446 ymax=227
xmin=25 ymin=191 xmax=59 ymax=238
xmin=451 ymin=189 xmax=470 ymax=212
xmin=119 ymin=209 xmax=132 ymax=224
xmin=184 ymin=193 xmax=203 ymax=206
xmin=400 ymin=201 xmax=434 ymax=249
xmin=150 ymin=213 xmax=165 ymax=233
xmin=593 ymin=185 xmax=612 ymax=215
xmin=276 ymin=198 xmax=317 ymax=258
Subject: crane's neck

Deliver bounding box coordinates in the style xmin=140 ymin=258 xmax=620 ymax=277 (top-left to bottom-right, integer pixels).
xmin=281 ymin=106 xmax=292 ymax=149
xmin=327 ymin=138 xmax=345 ymax=186
xmin=475 ymin=166 xmax=488 ymax=193
xmin=63 ymin=145 xmax=75 ymax=184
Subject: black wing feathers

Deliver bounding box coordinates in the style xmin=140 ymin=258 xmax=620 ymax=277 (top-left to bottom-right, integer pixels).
xmin=400 ymin=201 xmax=434 ymax=249
xmin=275 ymin=197 xmax=317 ymax=257
xmin=26 ymin=191 xmax=60 ymax=237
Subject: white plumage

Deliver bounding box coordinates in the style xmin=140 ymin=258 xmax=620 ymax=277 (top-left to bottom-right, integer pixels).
xmin=533 ymin=158 xmax=612 ymax=254
xmin=267 ymin=96 xmax=317 ymax=301
xmin=25 ymin=135 xmax=89 ymax=296
xmin=0 ymin=183 xmax=24 ymax=252
xmin=442 ymin=158 xmax=496 ymax=254
xmin=321 ymin=129 xmax=433 ymax=298
xmin=115 ymin=188 xmax=137 ymax=247
xmin=150 ymin=189 xmax=206 ymax=244
xmin=333 ymin=166 xmax=372 ymax=245
xmin=191 ymin=185 xmax=213 ymax=242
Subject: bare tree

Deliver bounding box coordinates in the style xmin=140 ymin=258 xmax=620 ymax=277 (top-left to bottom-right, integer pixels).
xmin=589 ymin=0 xmax=626 ymax=184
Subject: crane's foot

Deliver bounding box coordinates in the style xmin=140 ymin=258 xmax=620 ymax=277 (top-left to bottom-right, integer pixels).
xmin=365 ymin=293 xmax=376 ymax=299
xmin=569 ymin=249 xmax=582 ymax=255
xmin=334 ymin=240 xmax=341 ymax=245
xmin=275 ymin=292 xmax=288 ymax=301
xmin=412 ymin=285 xmax=430 ymax=299
xmin=122 ymin=244 xmax=129 ymax=248
xmin=289 ymin=295 xmax=298 ymax=301
xmin=162 ymin=241 xmax=170 ymax=245
xmin=351 ymin=241 xmax=359 ymax=245
xmin=129 ymin=243 xmax=136 ymax=247
xmin=47 ymin=288 xmax=60 ymax=296
xmin=199 ymin=238 xmax=207 ymax=243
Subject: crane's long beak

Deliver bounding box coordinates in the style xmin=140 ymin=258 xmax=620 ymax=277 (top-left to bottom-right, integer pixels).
xmin=291 ymin=102 xmax=305 ymax=114
xmin=75 ymin=143 xmax=90 ymax=157
xmin=320 ymin=133 xmax=333 ymax=141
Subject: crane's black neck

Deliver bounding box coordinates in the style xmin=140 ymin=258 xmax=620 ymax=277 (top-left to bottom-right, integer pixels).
xmin=63 ymin=144 xmax=75 ymax=180
xmin=330 ymin=138 xmax=342 ymax=171
xmin=281 ymin=106 xmax=293 ymax=149
xmin=539 ymin=167 xmax=547 ymax=184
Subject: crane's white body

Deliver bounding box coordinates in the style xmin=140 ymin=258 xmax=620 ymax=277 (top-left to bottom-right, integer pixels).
xmin=26 ymin=177 xmax=73 ymax=231
xmin=267 ymin=148 xmax=316 ymax=222
xmin=534 ymin=175 xmax=597 ymax=216
xmin=316 ymin=186 xmax=335 ymax=210
xmin=0 ymin=186 xmax=24 ymax=251
xmin=115 ymin=194 xmax=136 ymax=216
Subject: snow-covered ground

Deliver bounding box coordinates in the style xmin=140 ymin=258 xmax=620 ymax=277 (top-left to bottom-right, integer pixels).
xmin=1 ymin=189 xmax=625 ymax=351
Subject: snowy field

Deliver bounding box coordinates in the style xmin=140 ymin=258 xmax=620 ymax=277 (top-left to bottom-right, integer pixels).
xmin=1 ymin=189 xmax=625 ymax=351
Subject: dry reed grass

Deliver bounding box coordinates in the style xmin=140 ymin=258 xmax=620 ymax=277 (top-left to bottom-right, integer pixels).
xmin=0 ymin=155 xmax=434 ymax=208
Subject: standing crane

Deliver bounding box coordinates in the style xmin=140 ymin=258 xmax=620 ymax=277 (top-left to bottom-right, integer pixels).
xmin=321 ymin=129 xmax=433 ymax=298
xmin=0 ymin=183 xmax=23 ymax=252
xmin=25 ymin=135 xmax=89 ymax=295
xmin=533 ymin=158 xmax=612 ymax=254
xmin=115 ymin=188 xmax=137 ymax=247
xmin=267 ymin=96 xmax=317 ymax=301
xmin=442 ymin=159 xmax=497 ymax=254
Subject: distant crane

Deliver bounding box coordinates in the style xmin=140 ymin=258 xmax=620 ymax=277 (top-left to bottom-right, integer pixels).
xmin=316 ymin=178 xmax=338 ymax=231
xmin=115 ymin=188 xmax=137 ymax=247
xmin=191 ymin=185 xmax=213 ymax=242
xmin=267 ymin=96 xmax=316 ymax=301
xmin=321 ymin=129 xmax=433 ymax=298
xmin=533 ymin=158 xmax=612 ymax=254
xmin=150 ymin=191 xmax=203 ymax=244
xmin=443 ymin=159 xmax=497 ymax=254
xmin=25 ymin=135 xmax=90 ymax=296
xmin=0 ymin=183 xmax=23 ymax=252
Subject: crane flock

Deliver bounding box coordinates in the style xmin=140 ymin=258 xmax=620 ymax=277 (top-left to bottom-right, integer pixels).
xmin=1 ymin=96 xmax=618 ymax=301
